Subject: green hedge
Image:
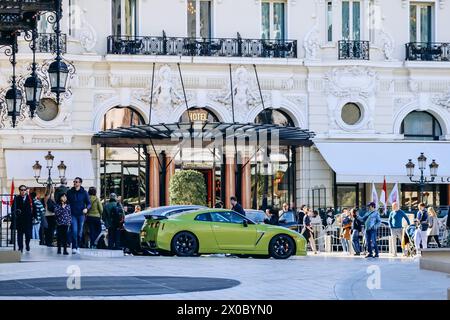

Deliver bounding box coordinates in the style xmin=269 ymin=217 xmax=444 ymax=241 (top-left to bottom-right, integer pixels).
xmin=169 ymin=170 xmax=206 ymax=206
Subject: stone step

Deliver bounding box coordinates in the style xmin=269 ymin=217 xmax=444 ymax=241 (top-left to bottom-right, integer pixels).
xmin=0 ymin=250 xmax=21 ymax=263
xmin=420 ymin=248 xmax=450 ymax=275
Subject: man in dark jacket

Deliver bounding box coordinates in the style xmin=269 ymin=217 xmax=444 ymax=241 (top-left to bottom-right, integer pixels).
xmin=230 ymin=196 xmax=245 ymax=216
xmin=102 ymin=193 xmax=125 ymax=249
xmin=67 ymin=177 xmax=91 ymax=254
xmin=12 ymin=185 xmax=35 ymax=252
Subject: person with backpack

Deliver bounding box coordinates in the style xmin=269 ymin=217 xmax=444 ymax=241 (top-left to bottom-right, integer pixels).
xmin=102 ymin=193 xmax=125 ymax=250
xmin=414 ymin=202 xmax=429 ymax=254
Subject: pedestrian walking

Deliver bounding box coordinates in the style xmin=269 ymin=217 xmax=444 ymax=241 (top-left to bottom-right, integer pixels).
xmin=427 ymin=207 xmax=441 ymax=248
xmin=350 ymin=208 xmax=362 ymax=256
xmin=67 ymin=177 xmax=91 ymax=254
xmin=297 ymin=205 xmax=307 ymax=226
xmin=302 ymin=209 xmax=317 ymax=254
xmin=414 ymin=203 xmax=429 ymax=254
xmin=86 ymin=187 xmax=103 ymax=249
xmin=388 ymin=202 xmax=411 ymax=256
xmin=102 ymin=193 xmax=125 ymax=250
xmin=230 ymin=196 xmax=245 ymax=216
xmin=214 ymin=201 xmax=224 ymax=209
xmin=134 ymin=205 xmax=142 ymax=213
xmin=54 ymin=178 xmax=70 ymax=205
xmin=30 ymin=192 xmax=45 ymax=242
xmin=54 ymin=193 xmax=71 ymax=255
xmin=44 ymin=186 xmax=56 ymax=247
xmin=340 ymin=209 xmax=352 ymax=254
xmin=12 ymin=185 xmax=35 ymax=252
xmin=361 ymin=202 xmax=381 ymax=258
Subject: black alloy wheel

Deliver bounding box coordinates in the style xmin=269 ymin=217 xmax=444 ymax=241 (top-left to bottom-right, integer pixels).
xmin=171 ymin=232 xmax=199 ymax=257
xmin=269 ymin=234 xmax=295 ymax=259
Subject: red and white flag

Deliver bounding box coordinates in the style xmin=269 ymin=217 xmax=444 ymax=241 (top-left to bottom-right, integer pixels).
xmin=388 ymin=182 xmax=400 ymax=205
xmin=371 ymin=182 xmax=379 ymax=209
xmin=380 ymin=177 xmax=387 ymax=209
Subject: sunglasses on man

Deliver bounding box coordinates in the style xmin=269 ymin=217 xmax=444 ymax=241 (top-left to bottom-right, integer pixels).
xmin=19 ymin=188 xmax=27 ymax=192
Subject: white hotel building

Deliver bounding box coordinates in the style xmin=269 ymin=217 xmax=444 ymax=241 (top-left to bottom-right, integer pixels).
xmin=1 ymin=0 xmax=450 ymax=212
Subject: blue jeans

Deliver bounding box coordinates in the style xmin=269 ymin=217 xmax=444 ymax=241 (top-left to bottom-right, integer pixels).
xmin=352 ymin=230 xmax=361 ymax=254
xmin=86 ymin=216 xmax=102 ymax=248
xmin=71 ymin=215 xmax=85 ymax=250
xmin=32 ymin=223 xmax=40 ymax=239
xmin=341 ymin=238 xmax=349 ymax=252
xmin=366 ymin=229 xmax=379 ymax=256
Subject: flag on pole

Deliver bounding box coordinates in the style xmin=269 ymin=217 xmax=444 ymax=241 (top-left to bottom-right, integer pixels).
xmin=9 ymin=178 xmax=15 ymax=207
xmin=371 ymin=182 xmax=379 ymax=209
xmin=388 ymin=182 xmax=400 ymax=205
xmin=380 ymin=177 xmax=387 ymax=210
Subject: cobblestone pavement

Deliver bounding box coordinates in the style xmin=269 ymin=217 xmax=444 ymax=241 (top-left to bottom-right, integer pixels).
xmin=0 ymin=241 xmax=449 ymax=300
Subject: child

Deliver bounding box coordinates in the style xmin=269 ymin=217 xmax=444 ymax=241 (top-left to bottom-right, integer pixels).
xmin=54 ymin=193 xmax=72 ymax=255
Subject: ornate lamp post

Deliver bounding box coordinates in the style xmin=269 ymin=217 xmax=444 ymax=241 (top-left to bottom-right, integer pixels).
xmin=32 ymin=151 xmax=67 ymax=186
xmin=0 ymin=0 xmax=74 ymax=127
xmin=405 ymin=153 xmax=439 ymax=203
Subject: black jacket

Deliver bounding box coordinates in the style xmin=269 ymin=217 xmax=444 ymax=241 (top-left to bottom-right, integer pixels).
xmin=11 ymin=195 xmax=35 ymax=231
xmin=351 ymin=217 xmax=363 ymax=232
xmin=264 ymin=214 xmax=279 ymax=225
xmin=232 ymin=203 xmax=246 ymax=216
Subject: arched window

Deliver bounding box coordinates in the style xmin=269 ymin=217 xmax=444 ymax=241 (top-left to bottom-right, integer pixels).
xmin=401 ymin=111 xmax=442 ymax=140
xmin=179 ymin=108 xmax=219 ymax=123
xmin=255 ymin=108 xmax=294 ymax=127
xmin=101 ymin=106 xmax=145 ymax=130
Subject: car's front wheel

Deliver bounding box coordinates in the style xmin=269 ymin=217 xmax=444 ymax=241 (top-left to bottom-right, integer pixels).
xmin=171 ymin=232 xmax=199 ymax=257
xmin=269 ymin=234 xmax=295 ymax=259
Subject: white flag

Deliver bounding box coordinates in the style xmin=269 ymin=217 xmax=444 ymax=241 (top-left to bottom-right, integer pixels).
xmin=388 ymin=182 xmax=400 ymax=205
xmin=371 ymin=182 xmax=379 ymax=209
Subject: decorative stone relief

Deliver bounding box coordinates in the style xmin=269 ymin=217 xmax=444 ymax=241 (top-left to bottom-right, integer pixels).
xmin=78 ymin=8 xmax=97 ymax=53
xmin=394 ymin=97 xmax=416 ymax=110
xmin=303 ymin=22 xmax=321 ymax=60
xmin=94 ymin=92 xmax=115 ymax=108
xmin=324 ymin=66 xmax=379 ymax=131
xmin=209 ymin=66 xmax=269 ymax=120
xmin=432 ymin=91 xmax=450 ymax=109
xmin=378 ymin=29 xmax=395 ymax=61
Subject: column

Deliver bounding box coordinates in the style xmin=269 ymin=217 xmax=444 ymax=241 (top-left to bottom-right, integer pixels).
xmin=165 ymin=156 xmax=175 ymax=206
xmin=241 ymin=156 xmax=252 ymax=209
xmin=225 ymin=154 xmax=236 ymax=209
xmin=148 ymin=152 xmax=160 ymax=208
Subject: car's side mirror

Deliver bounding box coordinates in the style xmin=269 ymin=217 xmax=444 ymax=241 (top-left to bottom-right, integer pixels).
xmin=243 ymin=220 xmax=248 ymax=227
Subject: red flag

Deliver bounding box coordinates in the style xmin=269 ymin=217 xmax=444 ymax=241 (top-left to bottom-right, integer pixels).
xmin=9 ymin=178 xmax=15 ymax=207
xmin=379 ymin=177 xmax=387 ymax=208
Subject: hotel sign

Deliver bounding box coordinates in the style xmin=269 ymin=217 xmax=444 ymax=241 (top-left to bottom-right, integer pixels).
xmin=188 ymin=110 xmax=209 ymax=122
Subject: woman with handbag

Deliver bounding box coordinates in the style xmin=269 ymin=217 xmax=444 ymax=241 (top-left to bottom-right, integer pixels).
xmin=302 ymin=209 xmax=317 ymax=254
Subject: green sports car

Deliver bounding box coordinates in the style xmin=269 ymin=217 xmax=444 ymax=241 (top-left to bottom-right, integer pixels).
xmin=140 ymin=208 xmax=307 ymax=259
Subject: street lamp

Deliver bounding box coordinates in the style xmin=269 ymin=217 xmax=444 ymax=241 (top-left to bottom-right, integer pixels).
xmin=0 ymin=0 xmax=74 ymax=126
xmin=33 ymin=151 xmax=66 ymax=186
xmin=405 ymin=153 xmax=439 ymax=203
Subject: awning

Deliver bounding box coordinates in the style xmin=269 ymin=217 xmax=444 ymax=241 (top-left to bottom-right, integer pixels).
xmin=91 ymin=122 xmax=315 ymax=147
xmin=314 ymin=141 xmax=450 ymax=183
xmin=4 ymin=150 xmax=95 ymax=187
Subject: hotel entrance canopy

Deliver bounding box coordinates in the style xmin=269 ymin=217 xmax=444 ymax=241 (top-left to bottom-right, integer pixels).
xmin=92 ymin=122 xmax=315 ymax=147
xmin=314 ymin=140 xmax=450 ymax=184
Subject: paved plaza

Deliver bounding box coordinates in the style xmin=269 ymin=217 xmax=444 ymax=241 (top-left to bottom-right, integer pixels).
xmin=0 ymin=241 xmax=449 ymax=300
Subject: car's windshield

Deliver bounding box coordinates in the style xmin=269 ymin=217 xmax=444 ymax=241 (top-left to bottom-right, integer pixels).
xmin=279 ymin=211 xmax=296 ymax=223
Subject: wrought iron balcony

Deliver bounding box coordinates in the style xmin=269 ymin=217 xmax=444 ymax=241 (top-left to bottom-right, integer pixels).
xmin=338 ymin=40 xmax=370 ymax=60
xmin=107 ymin=32 xmax=297 ymax=58
xmin=0 ymin=0 xmax=56 ymax=32
xmin=35 ymin=32 xmax=66 ymax=54
xmin=405 ymin=42 xmax=450 ymax=61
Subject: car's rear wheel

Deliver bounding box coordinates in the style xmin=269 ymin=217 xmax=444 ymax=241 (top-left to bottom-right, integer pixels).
xmin=171 ymin=232 xmax=198 ymax=257
xmin=269 ymin=234 xmax=295 ymax=259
